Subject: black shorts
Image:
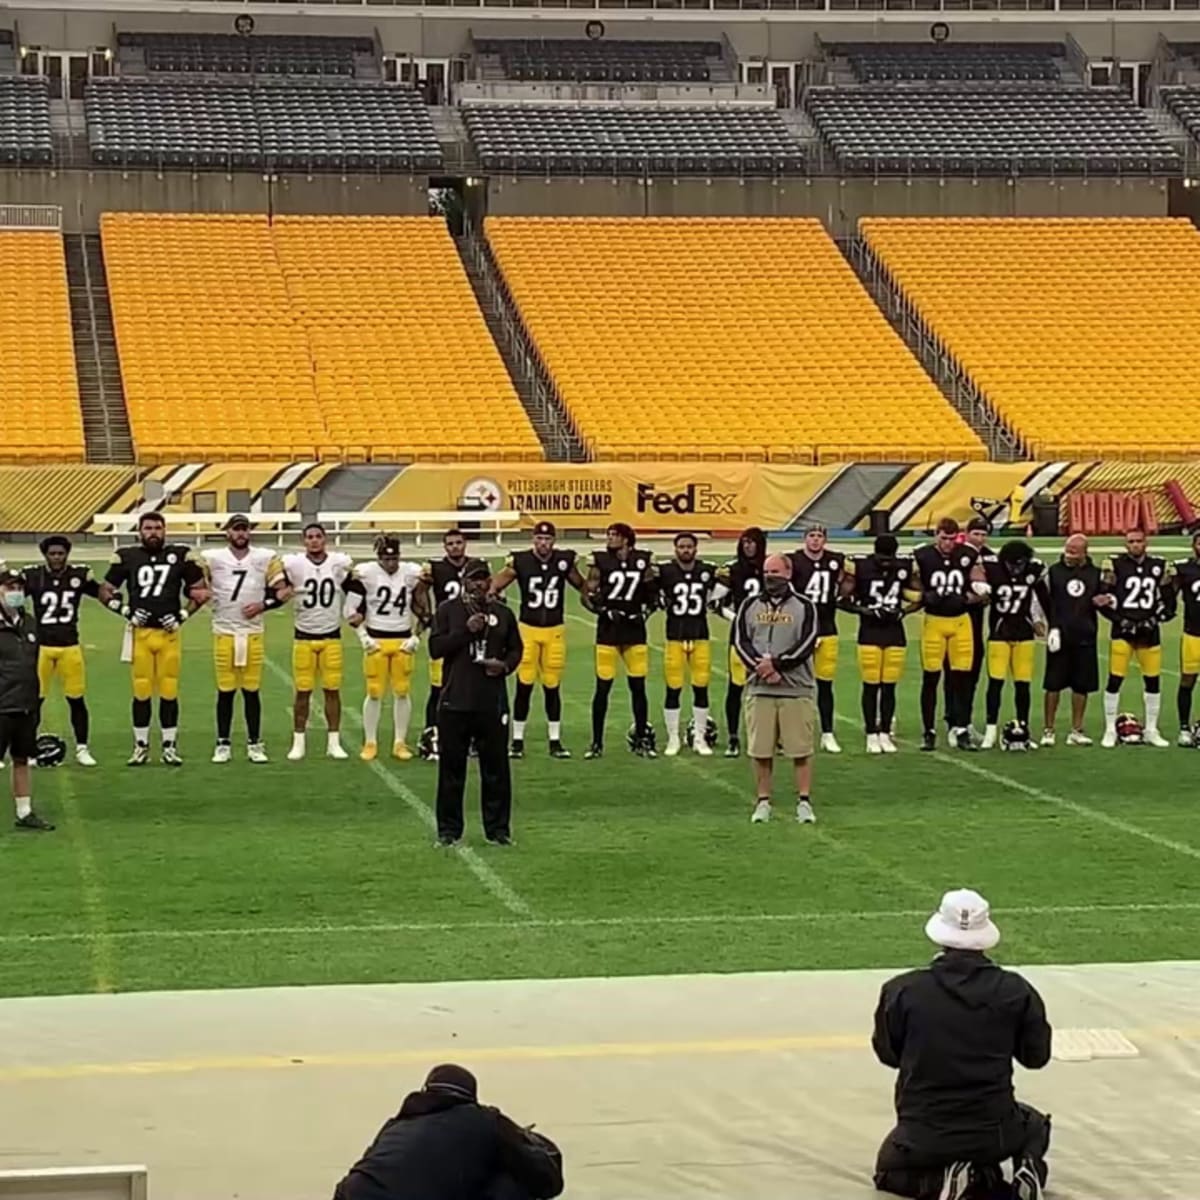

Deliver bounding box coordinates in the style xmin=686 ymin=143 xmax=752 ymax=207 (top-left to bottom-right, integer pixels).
xmin=0 ymin=710 xmax=37 ymax=763
xmin=1044 ymin=642 xmax=1099 ymax=695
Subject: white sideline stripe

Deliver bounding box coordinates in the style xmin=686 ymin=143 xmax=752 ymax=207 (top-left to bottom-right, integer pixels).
xmin=6 ymin=900 xmax=1200 ymax=948
xmin=261 ymin=657 xmax=533 ymax=918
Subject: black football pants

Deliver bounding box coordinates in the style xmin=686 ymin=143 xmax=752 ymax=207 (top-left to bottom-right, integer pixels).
xmin=436 ymin=707 xmax=512 ymax=841
xmin=874 ymin=1103 xmax=1050 ymax=1199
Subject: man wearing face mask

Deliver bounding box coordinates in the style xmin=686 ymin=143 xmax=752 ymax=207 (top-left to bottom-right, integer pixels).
xmin=0 ymin=570 xmax=54 ymax=832
xmin=429 ymin=561 xmax=523 ymax=847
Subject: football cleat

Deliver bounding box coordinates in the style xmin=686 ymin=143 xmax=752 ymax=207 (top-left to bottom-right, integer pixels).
xmin=287 ymin=737 xmax=306 ymax=762
xmin=392 ymin=742 xmax=413 ymax=761
xmin=161 ymin=743 xmax=183 ymax=767
xmin=751 ymin=799 xmax=771 ymax=824
xmin=685 ymin=716 xmax=719 ymax=750
xmin=692 ymin=735 xmax=713 ymax=757
xmin=1040 ymin=728 xmax=1057 ymax=748
xmin=1144 ymin=728 xmax=1170 ymax=748
xmin=1101 ymin=728 xmax=1118 ymax=749
xmin=921 ymin=730 xmax=937 ymax=753
xmin=211 ymin=742 xmax=232 ymax=765
xmin=435 ymin=835 xmax=461 ymax=849
xmin=418 ymin=727 xmax=439 ymax=762
xmin=584 ymin=742 xmax=604 ymax=759
xmin=981 ymin=724 xmax=998 ymax=750
xmin=724 ymin=735 xmax=741 ymax=758
xmin=866 ymin=733 xmax=883 ymax=755
xmin=74 ymin=745 xmax=97 ymax=768
xmin=247 ymin=742 xmax=269 ymax=764
xmin=819 ymin=732 xmax=842 ymax=754
xmin=14 ymin=811 xmax=54 ymax=832
xmin=485 ymin=833 xmax=513 ymax=847
xmin=1001 ymin=720 xmax=1031 ymax=752
xmin=795 ymin=799 xmax=817 ymax=824
xmin=1115 ymin=713 xmax=1144 ymax=745
xmin=878 ymin=732 xmax=898 ymax=754
xmin=664 ymin=734 xmax=682 ymax=757
xmin=509 ymin=739 xmax=525 ymax=760
xmin=549 ymin=740 xmax=571 ymax=759
xmin=128 ymin=742 xmax=150 ymax=767
xmin=1179 ymin=727 xmax=1196 ymax=748
xmin=327 ymin=741 xmax=349 ymax=761
xmin=360 ymin=741 xmax=378 ymax=762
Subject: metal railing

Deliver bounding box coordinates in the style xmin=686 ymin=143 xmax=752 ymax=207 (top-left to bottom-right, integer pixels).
xmin=0 ymin=204 xmax=62 ymax=231
xmin=171 ymin=0 xmax=1200 ymax=9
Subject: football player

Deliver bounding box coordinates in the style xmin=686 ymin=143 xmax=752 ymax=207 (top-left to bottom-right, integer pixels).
xmin=346 ymin=534 xmax=423 ymax=762
xmin=413 ymin=529 xmax=486 ymax=758
xmin=583 ymin=522 xmax=655 ymax=759
xmin=914 ymin=517 xmax=989 ymax=752
xmin=980 ymin=541 xmax=1049 ymax=750
xmin=202 ymin=515 xmax=288 ymax=764
xmin=790 ymin=525 xmax=845 ymax=753
xmin=100 ymin=511 xmax=208 ymax=766
xmin=714 ymin=526 xmax=766 ymax=757
xmin=281 ymin=523 xmax=354 ymax=761
xmin=1101 ymin=528 xmax=1175 ymax=748
xmin=952 ymin=516 xmax=994 ymax=735
xmin=1173 ymin=531 xmax=1200 ymax=745
xmin=839 ymin=535 xmax=914 ymax=754
xmin=23 ymin=535 xmax=103 ymax=766
xmin=489 ymin=520 xmax=584 ymax=759
xmin=657 ymin=532 xmax=719 ymax=757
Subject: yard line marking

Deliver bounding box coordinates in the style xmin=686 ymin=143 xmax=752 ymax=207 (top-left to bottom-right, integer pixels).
xmin=262 ymin=656 xmax=533 ymax=918
xmin=5 ymin=898 xmax=1200 ymax=948
xmin=936 ymin=754 xmax=1200 ymax=863
xmin=55 ymin=771 xmax=116 ymax=994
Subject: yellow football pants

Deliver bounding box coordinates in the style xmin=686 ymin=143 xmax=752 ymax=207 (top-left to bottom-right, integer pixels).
xmin=664 ymin=639 xmax=712 ymax=689
xmin=292 ymin=638 xmax=344 ymax=692
xmin=132 ymin=627 xmax=181 ymax=701
xmin=857 ymin=644 xmax=906 ymax=685
xmin=921 ymin=614 xmax=974 ymax=673
xmin=214 ymin=632 xmax=265 ymax=692
xmin=364 ymin=639 xmax=415 ymax=700
xmin=517 ymin=623 xmax=567 ymax=688
xmin=595 ymin=643 xmax=649 ymax=681
xmin=38 ymin=644 xmax=86 ymax=700
xmin=1110 ymin=639 xmax=1162 ymax=680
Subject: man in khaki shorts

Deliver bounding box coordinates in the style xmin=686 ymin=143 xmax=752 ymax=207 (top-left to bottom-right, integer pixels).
xmin=733 ymin=553 xmax=820 ymax=825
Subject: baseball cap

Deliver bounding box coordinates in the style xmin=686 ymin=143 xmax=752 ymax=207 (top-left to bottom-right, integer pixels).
xmin=463 ymin=560 xmax=491 ymax=581
xmin=423 ymin=1063 xmax=478 ymax=1102
xmin=533 ymin=521 xmax=557 ymax=537
xmin=225 ymin=514 xmax=251 ymax=530
xmin=924 ymin=888 xmax=1000 ymax=952
xmin=0 ymin=568 xmax=23 ymax=587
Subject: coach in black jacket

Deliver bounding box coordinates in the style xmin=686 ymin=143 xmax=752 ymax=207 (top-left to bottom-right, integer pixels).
xmin=429 ymin=561 xmax=523 ymax=846
xmin=333 ymin=1064 xmax=563 ymax=1200
xmin=872 ymin=889 xmax=1052 ymax=1200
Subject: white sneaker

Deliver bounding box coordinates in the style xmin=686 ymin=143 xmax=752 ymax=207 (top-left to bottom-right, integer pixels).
xmin=287 ymin=735 xmax=306 ymax=762
xmin=820 ymin=732 xmax=841 ymax=754
xmin=247 ymin=742 xmax=269 ymax=764
xmin=664 ymin=734 xmax=682 ymax=758
xmin=1040 ymin=729 xmax=1056 ymax=748
xmin=1067 ymin=729 xmax=1093 ymax=746
xmin=796 ymin=799 xmax=816 ymax=824
xmin=74 ymin=745 xmax=96 ymax=767
xmin=878 ymin=732 xmax=898 ymax=754
xmin=1178 ymin=729 xmax=1195 ymax=748
xmin=211 ymin=742 xmax=232 ymax=764
xmin=692 ymin=737 xmax=713 ymax=757
xmin=981 ymin=725 xmax=998 ymax=750
xmin=327 ymin=739 xmax=349 ymax=760
xmin=1101 ymin=728 xmax=1117 ymax=749
xmin=1144 ymin=728 xmax=1170 ymax=748
xmin=751 ymin=799 xmax=771 ymax=824
xmin=866 ymin=733 xmax=883 ymax=755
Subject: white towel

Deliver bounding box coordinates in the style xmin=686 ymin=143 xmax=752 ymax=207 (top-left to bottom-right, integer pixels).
xmin=233 ymin=631 xmax=250 ymax=668
xmin=120 ymin=624 xmax=134 ymax=664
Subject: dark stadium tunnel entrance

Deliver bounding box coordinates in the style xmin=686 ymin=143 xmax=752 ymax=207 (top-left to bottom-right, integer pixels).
xmin=429 ymin=175 xmax=488 ymax=237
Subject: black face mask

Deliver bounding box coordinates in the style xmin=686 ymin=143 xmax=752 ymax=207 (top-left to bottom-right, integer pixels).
xmin=763 ymin=576 xmax=790 ymax=598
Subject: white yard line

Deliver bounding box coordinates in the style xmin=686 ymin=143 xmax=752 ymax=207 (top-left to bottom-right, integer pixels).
xmin=262 ymin=656 xmax=534 ymax=918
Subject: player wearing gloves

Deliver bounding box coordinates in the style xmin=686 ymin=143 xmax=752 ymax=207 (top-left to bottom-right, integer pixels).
xmin=1100 ymin=529 xmax=1175 ymax=748
xmin=582 ymin=523 xmax=656 ymax=759
xmin=840 ymin=536 xmax=915 ymax=754
xmin=345 ymin=534 xmax=424 ymax=763
xmin=100 ymin=512 xmax=208 ymax=766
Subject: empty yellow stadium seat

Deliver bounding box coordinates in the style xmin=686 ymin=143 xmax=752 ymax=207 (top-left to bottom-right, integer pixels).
xmin=859 ymin=217 xmax=1200 ymax=460
xmin=0 ymin=231 xmax=84 ymax=464
xmin=485 ymin=216 xmax=984 ymax=463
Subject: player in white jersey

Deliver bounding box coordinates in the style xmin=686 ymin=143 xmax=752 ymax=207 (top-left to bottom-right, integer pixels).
xmin=281 ymin=523 xmax=353 ymax=761
xmin=345 ymin=534 xmax=424 ymax=763
xmin=202 ymin=515 xmax=288 ymax=764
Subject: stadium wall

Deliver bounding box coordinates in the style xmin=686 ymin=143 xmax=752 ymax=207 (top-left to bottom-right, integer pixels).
xmin=3 ymin=463 xmax=1196 ymax=539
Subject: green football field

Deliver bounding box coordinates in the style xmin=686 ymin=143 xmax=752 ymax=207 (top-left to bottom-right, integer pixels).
xmin=5 ymin=538 xmax=1200 ymax=1000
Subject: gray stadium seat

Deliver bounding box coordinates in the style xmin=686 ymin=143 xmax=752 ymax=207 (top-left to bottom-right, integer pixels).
xmin=475 ymin=38 xmax=720 ymax=84
xmin=805 ymin=87 xmax=1181 ymax=175
xmin=1163 ymin=87 xmax=1200 ymax=143
xmin=0 ymin=77 xmax=53 ymax=166
xmin=462 ymin=104 xmax=804 ymax=174
xmin=832 ymin=41 xmax=1064 ymax=83
xmin=117 ymin=31 xmax=371 ymax=77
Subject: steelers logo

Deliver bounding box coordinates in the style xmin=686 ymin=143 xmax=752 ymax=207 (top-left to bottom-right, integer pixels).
xmin=70 ymin=577 xmax=80 ymax=588
xmin=486 ymin=613 xmax=499 ymax=626
xmin=960 ymin=556 xmax=971 ymax=567
xmin=166 ymin=553 xmax=177 ymax=565
xmin=701 ymin=571 xmax=710 ymax=582
xmin=636 ymin=559 xmax=646 ymax=570
xmin=1152 ymin=565 xmax=1161 ymax=577
xmin=898 ymin=568 xmax=908 ymax=580
xmin=1066 ymin=579 xmax=1086 ymax=597
xmin=461 ymin=477 xmax=503 ymax=512
xmin=557 ymin=559 xmax=567 ymax=572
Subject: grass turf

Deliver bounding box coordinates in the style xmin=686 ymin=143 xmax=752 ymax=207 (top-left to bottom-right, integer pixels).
xmin=5 ymin=539 xmax=1200 ymax=998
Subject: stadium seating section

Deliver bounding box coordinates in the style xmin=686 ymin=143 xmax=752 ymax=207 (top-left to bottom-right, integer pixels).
xmin=475 ymin=38 xmax=721 ymax=83
xmin=1163 ymin=87 xmax=1200 ymax=143
xmin=832 ymin=41 xmax=1063 ymax=82
xmin=0 ymin=76 xmax=52 ymax=165
xmin=101 ymin=214 xmax=540 ymax=463
xmin=117 ymin=31 xmax=372 ymax=76
xmin=486 ymin=216 xmax=984 ymax=462
xmin=463 ymin=104 xmax=803 ymax=174
xmin=0 ymin=231 xmax=85 ymax=463
xmin=859 ymin=217 xmax=1200 ymax=459
xmin=85 ymin=78 xmax=441 ymax=170
xmin=806 ymin=87 xmax=1180 ymax=174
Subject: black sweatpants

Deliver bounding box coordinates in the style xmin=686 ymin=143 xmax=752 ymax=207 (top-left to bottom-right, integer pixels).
xmin=874 ymin=1102 xmax=1050 ymax=1199
xmin=436 ymin=706 xmax=512 ymax=841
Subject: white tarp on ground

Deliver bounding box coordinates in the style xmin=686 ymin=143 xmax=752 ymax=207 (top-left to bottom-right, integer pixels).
xmin=0 ymin=961 xmax=1196 ymax=1199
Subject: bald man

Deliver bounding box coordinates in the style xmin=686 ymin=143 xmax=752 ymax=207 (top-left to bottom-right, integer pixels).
xmin=1041 ymin=534 xmax=1112 ymax=746
xmin=732 ymin=554 xmax=820 ymax=824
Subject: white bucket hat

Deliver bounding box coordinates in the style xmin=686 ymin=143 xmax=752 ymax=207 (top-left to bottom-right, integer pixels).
xmin=924 ymin=888 xmax=1000 ymax=952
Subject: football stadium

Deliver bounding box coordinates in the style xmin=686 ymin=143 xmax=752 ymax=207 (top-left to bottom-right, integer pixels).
xmin=2 ymin=2 xmax=1200 ymax=1197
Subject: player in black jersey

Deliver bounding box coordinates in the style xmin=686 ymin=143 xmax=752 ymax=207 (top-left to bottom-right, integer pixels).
xmin=489 ymin=520 xmax=585 ymax=759
xmin=979 ymin=541 xmax=1049 ymax=750
xmin=22 ymin=536 xmax=104 ymax=766
xmin=100 ymin=511 xmax=208 ymax=766
xmin=839 ymin=536 xmax=915 ymax=754
xmin=656 ymin=533 xmax=719 ymax=757
xmin=949 ymin=516 xmax=993 ymax=736
xmin=1101 ymin=529 xmax=1175 ymax=748
xmin=714 ymin=526 xmax=766 ymax=757
xmin=790 ymin=525 xmax=846 ymax=754
xmin=1173 ymin=532 xmax=1200 ymax=744
xmin=582 ymin=523 xmax=656 ymax=759
xmin=413 ymin=529 xmax=488 ymax=758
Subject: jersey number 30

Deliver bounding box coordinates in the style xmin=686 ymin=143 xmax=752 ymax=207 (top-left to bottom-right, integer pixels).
xmin=302 ymin=577 xmax=337 ymax=609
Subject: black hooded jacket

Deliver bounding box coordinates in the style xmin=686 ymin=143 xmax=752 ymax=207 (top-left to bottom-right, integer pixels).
xmin=334 ymin=1091 xmax=564 ymax=1200
xmin=872 ymin=950 xmax=1052 ymax=1131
